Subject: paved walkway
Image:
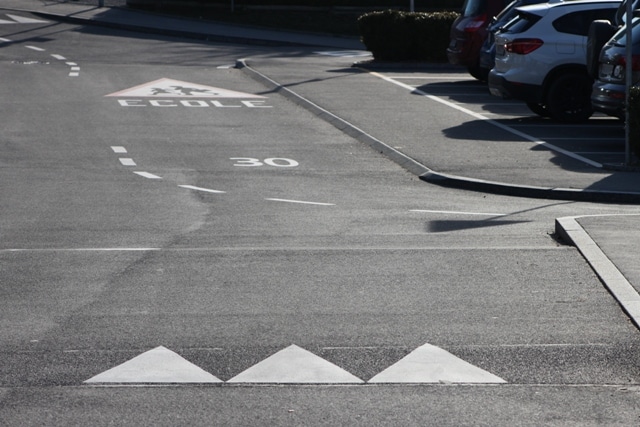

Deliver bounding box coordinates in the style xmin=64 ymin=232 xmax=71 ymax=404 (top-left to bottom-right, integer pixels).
xmin=5 ymin=0 xmax=640 ymax=329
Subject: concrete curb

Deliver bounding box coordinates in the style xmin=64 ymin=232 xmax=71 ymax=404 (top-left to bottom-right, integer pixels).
xmin=555 ymin=215 xmax=640 ymax=329
xmin=238 ymin=59 xmax=640 ymax=204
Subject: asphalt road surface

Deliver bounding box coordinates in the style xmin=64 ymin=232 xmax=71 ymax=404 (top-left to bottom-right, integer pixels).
xmin=2 ymin=10 xmax=640 ymax=425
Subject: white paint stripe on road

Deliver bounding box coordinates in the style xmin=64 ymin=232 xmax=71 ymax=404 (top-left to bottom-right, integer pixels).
xmin=119 ymin=158 xmax=136 ymax=166
xmin=69 ymin=72 xmax=79 ymax=77
xmin=0 ymin=37 xmax=12 ymax=42
xmin=111 ymin=146 xmax=127 ymax=153
xmin=25 ymin=45 xmax=44 ymax=51
xmin=66 ymin=62 xmax=77 ymax=66
xmin=178 ymin=185 xmax=226 ymax=194
xmin=265 ymin=198 xmax=334 ymax=206
xmin=134 ymin=171 xmax=162 ymax=179
xmin=2 ymin=248 xmax=160 ymax=252
xmin=370 ymin=72 xmax=603 ymax=168
xmin=410 ymin=209 xmax=506 ymax=216
xmin=51 ymin=54 xmax=66 ymax=60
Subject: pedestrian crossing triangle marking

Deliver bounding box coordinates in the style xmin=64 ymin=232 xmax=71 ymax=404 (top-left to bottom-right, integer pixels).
xmin=2 ymin=14 xmax=49 ymax=24
xmin=83 ymin=346 xmax=222 ymax=384
xmin=368 ymin=343 xmax=506 ymax=384
xmin=227 ymin=344 xmax=364 ymax=384
xmin=106 ymin=78 xmax=265 ymax=98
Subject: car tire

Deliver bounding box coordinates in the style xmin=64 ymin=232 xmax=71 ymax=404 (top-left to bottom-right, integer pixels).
xmin=468 ymin=64 xmax=489 ymax=82
xmin=586 ymin=20 xmax=617 ymax=78
xmin=526 ymin=102 xmax=550 ymax=118
xmin=546 ymin=72 xmax=593 ymax=123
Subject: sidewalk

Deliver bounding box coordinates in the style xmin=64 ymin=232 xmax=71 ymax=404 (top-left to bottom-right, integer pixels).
xmin=5 ymin=0 xmax=640 ymax=329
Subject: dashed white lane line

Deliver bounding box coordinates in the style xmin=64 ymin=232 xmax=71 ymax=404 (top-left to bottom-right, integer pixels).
xmin=119 ymin=158 xmax=136 ymax=166
xmin=178 ymin=185 xmax=226 ymax=194
xmin=25 ymin=45 xmax=44 ymax=51
xmin=51 ymin=54 xmax=66 ymax=60
xmin=134 ymin=171 xmax=162 ymax=179
xmin=265 ymin=198 xmax=335 ymax=206
xmin=410 ymin=209 xmax=506 ymax=216
xmin=111 ymin=146 xmax=127 ymax=153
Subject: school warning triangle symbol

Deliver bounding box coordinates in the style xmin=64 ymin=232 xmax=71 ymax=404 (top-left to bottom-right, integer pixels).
xmin=106 ymin=78 xmax=265 ymax=98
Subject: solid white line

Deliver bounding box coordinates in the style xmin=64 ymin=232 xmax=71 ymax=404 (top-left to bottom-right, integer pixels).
xmin=410 ymin=209 xmax=506 ymax=216
xmin=370 ymin=72 xmax=603 ymax=168
xmin=25 ymin=45 xmax=45 ymax=51
xmin=134 ymin=171 xmax=162 ymax=179
xmin=119 ymin=158 xmax=136 ymax=166
xmin=178 ymin=185 xmax=225 ymax=194
xmin=111 ymin=146 xmax=127 ymax=153
xmin=265 ymin=198 xmax=335 ymax=206
xmin=51 ymin=54 xmax=66 ymax=60
xmin=3 ymin=248 xmax=160 ymax=252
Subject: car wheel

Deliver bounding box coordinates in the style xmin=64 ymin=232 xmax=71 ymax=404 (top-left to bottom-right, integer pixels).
xmin=526 ymin=102 xmax=550 ymax=118
xmin=468 ymin=64 xmax=488 ymax=82
xmin=546 ymin=73 xmax=593 ymax=123
xmin=586 ymin=20 xmax=617 ymax=78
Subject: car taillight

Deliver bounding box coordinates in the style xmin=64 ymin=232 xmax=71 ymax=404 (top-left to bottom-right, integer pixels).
xmin=504 ymin=38 xmax=544 ymax=55
xmin=464 ymin=14 xmax=487 ymax=32
xmin=611 ymin=55 xmax=640 ymax=82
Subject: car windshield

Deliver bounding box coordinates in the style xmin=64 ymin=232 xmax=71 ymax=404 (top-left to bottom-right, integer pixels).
xmin=462 ymin=0 xmax=488 ymax=17
xmin=612 ymin=17 xmax=640 ymax=47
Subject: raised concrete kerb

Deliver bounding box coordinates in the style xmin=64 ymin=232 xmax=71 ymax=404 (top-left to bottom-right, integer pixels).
xmin=555 ymin=215 xmax=640 ymax=330
xmin=236 ymin=58 xmax=432 ymax=178
xmin=236 ymin=59 xmax=640 ymax=203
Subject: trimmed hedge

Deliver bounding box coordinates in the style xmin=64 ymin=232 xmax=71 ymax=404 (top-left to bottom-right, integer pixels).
xmin=358 ymin=9 xmax=459 ymax=61
xmin=629 ymin=86 xmax=640 ymax=161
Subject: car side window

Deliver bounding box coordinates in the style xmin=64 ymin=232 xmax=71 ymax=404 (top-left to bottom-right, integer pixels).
xmin=553 ymin=9 xmax=617 ymax=36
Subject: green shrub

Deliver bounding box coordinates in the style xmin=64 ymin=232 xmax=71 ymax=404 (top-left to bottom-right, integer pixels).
xmin=629 ymin=86 xmax=640 ymax=161
xmin=358 ymin=9 xmax=459 ymax=62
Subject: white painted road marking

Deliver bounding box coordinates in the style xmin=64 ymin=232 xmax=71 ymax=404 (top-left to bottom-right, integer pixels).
xmin=119 ymin=158 xmax=136 ymax=166
xmin=411 ymin=209 xmax=506 ymax=216
xmin=5 ymin=14 xmax=49 ymax=24
xmin=178 ymin=185 xmax=226 ymax=194
xmin=84 ymin=343 xmax=506 ymax=385
xmin=265 ymin=198 xmax=335 ymax=206
xmin=25 ymin=45 xmax=45 ymax=51
xmin=106 ymin=78 xmax=266 ymax=98
xmin=369 ymin=343 xmax=506 ymax=384
xmin=111 ymin=146 xmax=127 ymax=153
xmin=228 ymin=345 xmax=364 ymax=384
xmin=84 ymin=346 xmax=222 ymax=384
xmin=134 ymin=171 xmax=162 ymax=179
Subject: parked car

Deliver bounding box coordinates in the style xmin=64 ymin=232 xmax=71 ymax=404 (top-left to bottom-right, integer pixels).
xmin=478 ymin=0 xmax=552 ymax=80
xmin=589 ymin=0 xmax=640 ymax=118
xmin=447 ymin=0 xmax=512 ymax=80
xmin=488 ymin=0 xmax=620 ymax=122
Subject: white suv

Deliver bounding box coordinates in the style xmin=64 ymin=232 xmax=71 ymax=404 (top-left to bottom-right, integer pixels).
xmin=488 ymin=0 xmax=620 ymax=122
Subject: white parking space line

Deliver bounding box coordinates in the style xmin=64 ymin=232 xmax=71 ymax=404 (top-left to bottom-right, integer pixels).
xmin=134 ymin=171 xmax=162 ymax=179
xmin=265 ymin=198 xmax=335 ymax=206
xmin=371 ymin=71 xmax=603 ymax=168
xmin=410 ymin=209 xmax=506 ymax=216
xmin=178 ymin=185 xmax=226 ymax=194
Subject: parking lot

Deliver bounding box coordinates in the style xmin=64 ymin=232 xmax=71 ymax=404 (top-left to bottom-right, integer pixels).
xmin=374 ymin=70 xmax=627 ymax=168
